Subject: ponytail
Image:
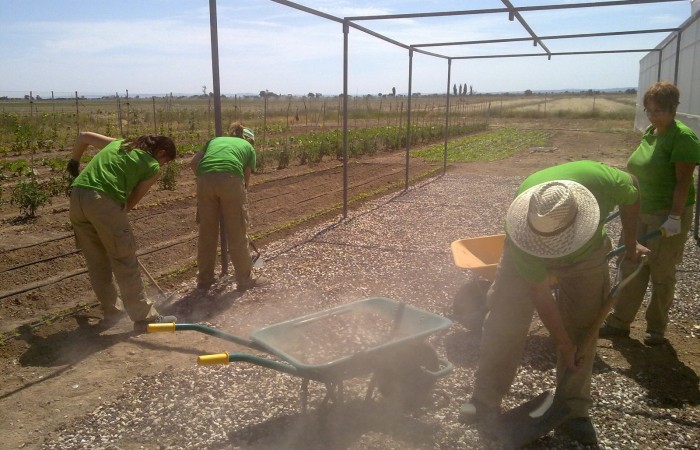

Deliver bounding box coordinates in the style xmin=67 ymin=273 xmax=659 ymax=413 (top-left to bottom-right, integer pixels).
xmin=120 ymin=135 xmax=177 ymax=161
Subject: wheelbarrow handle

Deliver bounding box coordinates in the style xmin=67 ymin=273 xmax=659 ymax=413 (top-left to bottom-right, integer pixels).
xmin=198 ymin=353 xmax=230 ymax=365
xmin=422 ymin=357 xmax=453 ymax=378
xmin=148 ymin=323 xmax=177 ymax=333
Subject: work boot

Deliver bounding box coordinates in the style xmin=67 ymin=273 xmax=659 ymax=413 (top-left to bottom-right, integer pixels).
xmin=133 ymin=314 xmax=177 ymax=333
xmin=599 ymin=322 xmax=630 ymax=338
xmin=236 ymin=276 xmax=270 ymax=292
xmin=459 ymin=399 xmax=499 ymax=425
xmin=644 ymin=331 xmax=665 ymax=346
xmin=557 ymin=417 xmax=599 ymax=446
xmin=97 ymin=313 xmax=125 ymax=329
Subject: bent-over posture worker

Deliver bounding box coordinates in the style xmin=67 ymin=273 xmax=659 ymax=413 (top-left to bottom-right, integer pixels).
xmin=461 ymin=160 xmax=649 ymax=446
xmin=68 ymin=132 xmax=178 ymax=331
xmin=190 ymin=122 xmax=267 ymax=292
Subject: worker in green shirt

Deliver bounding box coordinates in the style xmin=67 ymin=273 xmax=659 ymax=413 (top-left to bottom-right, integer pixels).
xmin=601 ymin=81 xmax=700 ymax=346
xmin=461 ymin=161 xmax=649 ymax=446
xmin=190 ymin=122 xmax=267 ymax=292
xmin=68 ymin=132 xmax=178 ymax=332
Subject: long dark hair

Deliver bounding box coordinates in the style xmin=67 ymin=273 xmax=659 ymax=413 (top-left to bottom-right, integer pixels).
xmin=120 ymin=135 xmax=177 ymax=162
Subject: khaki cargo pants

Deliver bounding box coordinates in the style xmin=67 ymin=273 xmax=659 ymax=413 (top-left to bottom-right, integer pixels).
xmin=606 ymin=208 xmax=693 ymax=335
xmin=69 ymin=187 xmax=158 ymax=322
xmin=472 ymin=238 xmax=611 ymax=418
xmin=196 ymin=172 xmax=252 ymax=286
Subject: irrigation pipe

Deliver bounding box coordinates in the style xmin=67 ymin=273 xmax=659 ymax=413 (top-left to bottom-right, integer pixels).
xmin=0 ymin=232 xmax=199 ymax=301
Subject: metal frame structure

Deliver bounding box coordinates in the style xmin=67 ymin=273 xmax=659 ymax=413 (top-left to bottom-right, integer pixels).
xmin=208 ymin=0 xmax=692 ymax=218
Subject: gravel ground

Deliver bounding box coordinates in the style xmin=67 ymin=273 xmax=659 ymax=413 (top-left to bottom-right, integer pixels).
xmin=42 ymin=172 xmax=700 ymax=449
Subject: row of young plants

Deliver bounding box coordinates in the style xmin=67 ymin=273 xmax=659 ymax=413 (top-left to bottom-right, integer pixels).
xmin=0 ymin=120 xmax=483 ymax=219
xmin=414 ymin=127 xmax=554 ymax=162
xmin=1 ymin=159 xmax=183 ymax=219
xmin=258 ymin=121 xmax=489 ymax=170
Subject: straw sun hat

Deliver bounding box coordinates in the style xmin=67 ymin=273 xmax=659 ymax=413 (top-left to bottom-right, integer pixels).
xmin=506 ymin=180 xmax=600 ymax=258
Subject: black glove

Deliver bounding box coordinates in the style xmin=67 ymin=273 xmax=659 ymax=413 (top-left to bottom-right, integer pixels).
xmin=66 ymin=159 xmax=80 ymax=177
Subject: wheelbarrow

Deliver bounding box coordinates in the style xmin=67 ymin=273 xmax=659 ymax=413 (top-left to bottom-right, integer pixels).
xmin=149 ymin=297 xmax=453 ymax=411
xmin=449 ymin=228 xmax=661 ymax=332
xmin=449 ymin=233 xmax=504 ymax=331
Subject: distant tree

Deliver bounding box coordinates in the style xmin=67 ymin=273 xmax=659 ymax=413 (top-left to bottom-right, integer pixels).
xmin=315 ymin=93 xmax=322 ymax=98
xmin=259 ymin=90 xmax=267 ymax=98
xmin=378 ymin=93 xmax=383 ymax=97
xmin=524 ymin=89 xmax=533 ymax=96
xmin=392 ymin=87 xmax=396 ymax=96
xmin=469 ymin=85 xmax=473 ymax=95
xmin=453 ymin=84 xmax=457 ymax=96
xmin=308 ymin=92 xmax=315 ymax=98
xmin=458 ymin=84 xmax=463 ymax=95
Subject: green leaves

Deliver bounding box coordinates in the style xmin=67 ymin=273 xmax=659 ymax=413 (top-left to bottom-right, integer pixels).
xmin=10 ymin=177 xmax=51 ymax=218
xmin=414 ymin=128 xmax=553 ymax=163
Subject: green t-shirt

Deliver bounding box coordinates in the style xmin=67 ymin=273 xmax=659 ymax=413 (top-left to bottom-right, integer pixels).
xmin=196 ymin=137 xmax=256 ymax=178
xmin=627 ymin=119 xmax=700 ymax=213
xmin=507 ymin=160 xmax=639 ymax=282
xmin=72 ymin=139 xmax=160 ymax=205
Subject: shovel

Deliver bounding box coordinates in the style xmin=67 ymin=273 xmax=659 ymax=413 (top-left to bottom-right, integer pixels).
xmin=496 ymin=251 xmax=649 ymax=448
xmin=250 ymin=240 xmax=264 ymax=269
xmin=137 ymin=257 xmax=169 ymax=300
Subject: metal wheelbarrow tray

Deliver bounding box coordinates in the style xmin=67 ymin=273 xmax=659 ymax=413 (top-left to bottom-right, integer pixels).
xmin=150 ymin=297 xmax=453 ymax=411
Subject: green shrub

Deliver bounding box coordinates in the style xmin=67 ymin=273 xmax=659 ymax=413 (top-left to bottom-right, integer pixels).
xmin=11 ymin=177 xmax=50 ymax=217
xmin=159 ymin=160 xmax=181 ymax=191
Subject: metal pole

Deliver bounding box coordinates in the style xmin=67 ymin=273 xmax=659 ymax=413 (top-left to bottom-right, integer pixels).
xmin=116 ymin=92 xmax=123 ymax=136
xmin=152 ymin=96 xmax=157 ymax=134
xmin=209 ymin=0 xmax=223 ymax=137
xmin=209 ymin=0 xmax=226 ymax=273
xmin=125 ymin=89 xmax=130 ymax=137
xmin=405 ymin=48 xmax=413 ymax=190
xmin=343 ymin=20 xmax=349 ymax=219
xmin=75 ymin=91 xmax=80 ymax=134
xmin=443 ymin=58 xmax=452 ymax=175
xmin=673 ymin=30 xmax=682 ymax=85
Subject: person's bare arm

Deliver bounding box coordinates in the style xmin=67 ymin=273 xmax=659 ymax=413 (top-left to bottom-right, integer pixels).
xmin=618 ymin=174 xmax=650 ymax=260
xmin=671 ymin=162 xmax=697 ymax=216
xmin=244 ymin=166 xmax=252 ymax=189
xmin=125 ymin=175 xmax=158 ymax=212
xmin=71 ymin=132 xmax=115 ymax=161
xmin=529 ymin=280 xmax=579 ymax=371
xmin=190 ymin=151 xmax=204 ymax=174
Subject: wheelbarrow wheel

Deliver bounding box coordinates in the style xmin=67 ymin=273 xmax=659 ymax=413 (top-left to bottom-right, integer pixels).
xmin=373 ymin=341 xmax=440 ymax=411
xmin=452 ymin=278 xmax=491 ymax=332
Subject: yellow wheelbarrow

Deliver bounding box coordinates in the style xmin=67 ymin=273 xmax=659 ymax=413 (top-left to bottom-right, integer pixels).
xmin=449 ymin=234 xmax=504 ymax=332
xmin=449 ymin=224 xmax=660 ymax=333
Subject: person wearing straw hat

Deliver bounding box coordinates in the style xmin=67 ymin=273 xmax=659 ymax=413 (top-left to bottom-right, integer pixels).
xmin=190 ymin=122 xmax=268 ymax=292
xmin=460 ymin=160 xmax=649 ymax=446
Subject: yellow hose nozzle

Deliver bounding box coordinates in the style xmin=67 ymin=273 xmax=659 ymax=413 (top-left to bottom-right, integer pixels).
xmin=198 ymin=353 xmax=230 ymax=366
xmin=147 ymin=323 xmax=177 ymax=333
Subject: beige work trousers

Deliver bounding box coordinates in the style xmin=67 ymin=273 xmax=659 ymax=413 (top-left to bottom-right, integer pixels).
xmin=196 ymin=172 xmax=252 ymax=286
xmin=472 ymin=238 xmax=611 ymax=418
xmin=606 ymin=208 xmax=693 ymax=335
xmin=69 ymin=187 xmax=158 ymax=322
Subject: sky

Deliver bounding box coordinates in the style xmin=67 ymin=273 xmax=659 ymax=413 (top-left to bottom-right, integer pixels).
xmin=0 ymin=0 xmax=694 ymax=98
